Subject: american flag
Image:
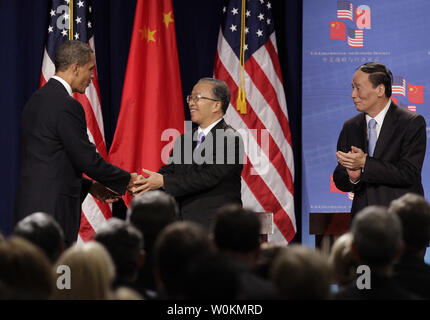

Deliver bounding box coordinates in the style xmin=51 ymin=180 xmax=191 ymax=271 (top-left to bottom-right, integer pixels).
xmin=214 ymin=0 xmax=296 ymax=243
xmin=392 ymin=76 xmax=406 ymax=96
xmin=40 ymin=0 xmax=110 ymax=243
xmin=347 ymin=27 xmax=363 ymax=47
xmin=337 ymin=1 xmax=353 ymax=21
xmin=408 ymin=105 xmax=417 ymax=112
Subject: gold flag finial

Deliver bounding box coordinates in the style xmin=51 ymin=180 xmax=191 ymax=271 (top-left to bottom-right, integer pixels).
xmin=236 ymin=0 xmax=247 ymax=114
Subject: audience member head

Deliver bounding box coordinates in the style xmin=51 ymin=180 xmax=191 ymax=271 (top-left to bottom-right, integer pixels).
xmin=185 ymin=253 xmax=240 ymax=300
xmin=127 ymin=190 xmax=177 ymax=253
xmin=212 ymin=204 xmax=261 ymax=267
xmin=388 ymin=193 xmax=430 ymax=254
xmin=94 ymin=218 xmax=144 ymax=288
xmin=253 ymin=242 xmax=286 ymax=280
xmin=270 ymin=245 xmax=331 ymax=300
xmin=154 ymin=221 xmax=211 ymax=299
xmin=328 ymin=232 xmax=357 ymax=287
xmin=51 ymin=241 xmax=115 ymax=300
xmin=0 ymin=236 xmax=54 ymax=299
xmin=351 ymin=205 xmax=403 ymax=269
xmin=13 ymin=212 xmax=65 ymax=263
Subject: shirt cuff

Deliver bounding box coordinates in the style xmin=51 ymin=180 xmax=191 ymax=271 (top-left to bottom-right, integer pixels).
xmin=350 ymin=178 xmax=360 ymax=185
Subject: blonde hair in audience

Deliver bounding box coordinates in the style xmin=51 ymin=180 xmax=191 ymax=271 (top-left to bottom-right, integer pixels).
xmin=328 ymin=232 xmax=356 ymax=286
xmin=51 ymin=241 xmax=115 ymax=300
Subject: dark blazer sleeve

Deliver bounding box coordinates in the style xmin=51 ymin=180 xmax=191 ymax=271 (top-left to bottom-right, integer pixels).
xmin=163 ymin=129 xmax=244 ymax=198
xmin=362 ymin=114 xmax=426 ymax=187
xmin=80 ymin=177 xmax=93 ymax=203
xmin=57 ymin=99 xmax=130 ymax=194
xmin=333 ymin=122 xmax=364 ymax=193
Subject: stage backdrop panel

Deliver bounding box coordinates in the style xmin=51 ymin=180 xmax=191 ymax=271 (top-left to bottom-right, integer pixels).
xmin=302 ymin=0 xmax=430 ymax=246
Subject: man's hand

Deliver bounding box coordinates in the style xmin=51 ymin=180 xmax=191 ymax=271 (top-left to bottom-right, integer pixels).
xmin=347 ymin=168 xmax=361 ymax=183
xmin=130 ymin=168 xmax=164 ymax=196
xmin=336 ymin=146 xmax=367 ymax=170
xmin=89 ymin=181 xmax=121 ymax=203
xmin=127 ymin=172 xmax=144 ymax=194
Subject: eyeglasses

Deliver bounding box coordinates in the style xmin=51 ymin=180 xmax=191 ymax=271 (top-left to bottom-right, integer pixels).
xmin=186 ymin=94 xmax=220 ymax=104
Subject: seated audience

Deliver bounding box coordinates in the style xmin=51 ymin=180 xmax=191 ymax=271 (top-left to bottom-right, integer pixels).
xmin=389 ymin=193 xmax=430 ymax=299
xmin=154 ymin=221 xmax=212 ymax=299
xmin=270 ymin=245 xmax=331 ymax=299
xmin=335 ymin=206 xmax=415 ymax=300
xmin=0 ymin=236 xmax=53 ymax=299
xmin=94 ymin=218 xmax=144 ymax=291
xmin=127 ymin=190 xmax=177 ymax=298
xmin=51 ymin=241 xmax=115 ymax=300
xmin=212 ymin=204 xmax=276 ymax=299
xmin=13 ymin=212 xmax=65 ymax=264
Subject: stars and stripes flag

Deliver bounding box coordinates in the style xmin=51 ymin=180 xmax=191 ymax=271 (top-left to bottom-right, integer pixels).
xmin=392 ymin=76 xmax=406 ymax=96
xmin=214 ymin=0 xmax=296 ymax=243
xmin=40 ymin=0 xmax=110 ymax=243
xmin=347 ymin=27 xmax=363 ymax=48
xmin=337 ymin=1 xmax=354 ymax=21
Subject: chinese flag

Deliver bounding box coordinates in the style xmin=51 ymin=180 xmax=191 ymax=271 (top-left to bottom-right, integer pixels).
xmin=330 ymin=21 xmax=346 ymax=41
xmin=109 ymin=0 xmax=185 ymax=205
xmin=408 ymin=83 xmax=424 ymax=104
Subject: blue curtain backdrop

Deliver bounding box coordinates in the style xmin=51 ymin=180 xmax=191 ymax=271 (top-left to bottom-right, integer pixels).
xmin=0 ymin=0 xmax=303 ymax=239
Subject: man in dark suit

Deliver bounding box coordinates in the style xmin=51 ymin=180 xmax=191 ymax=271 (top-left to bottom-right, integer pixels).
xmin=133 ymin=78 xmax=243 ymax=229
xmin=15 ymin=40 xmax=139 ymax=246
xmin=333 ymin=62 xmax=426 ymax=218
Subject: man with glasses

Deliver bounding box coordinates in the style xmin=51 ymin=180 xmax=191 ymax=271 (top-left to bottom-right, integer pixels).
xmin=133 ymin=78 xmax=244 ymax=230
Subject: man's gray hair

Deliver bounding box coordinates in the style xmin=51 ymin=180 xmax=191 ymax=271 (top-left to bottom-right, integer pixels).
xmin=198 ymin=77 xmax=231 ymax=114
xmin=352 ymin=205 xmax=402 ymax=267
xmin=54 ymin=40 xmax=93 ymax=72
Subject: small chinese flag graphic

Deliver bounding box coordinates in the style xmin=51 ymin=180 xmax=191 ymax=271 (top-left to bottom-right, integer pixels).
xmin=330 ymin=175 xmax=345 ymax=194
xmin=330 ymin=21 xmax=346 ymax=41
xmin=408 ymin=83 xmax=424 ymax=103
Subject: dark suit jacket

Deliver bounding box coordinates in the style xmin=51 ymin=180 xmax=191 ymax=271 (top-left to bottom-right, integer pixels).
xmin=159 ymin=119 xmax=243 ymax=229
xmin=15 ymin=79 xmax=130 ymax=244
xmin=333 ymin=102 xmax=426 ymax=217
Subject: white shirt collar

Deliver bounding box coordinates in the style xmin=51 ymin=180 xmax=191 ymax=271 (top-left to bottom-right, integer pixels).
xmin=198 ymin=117 xmax=224 ymax=137
xmin=365 ymin=99 xmax=391 ymax=138
xmin=52 ymin=76 xmax=73 ymax=97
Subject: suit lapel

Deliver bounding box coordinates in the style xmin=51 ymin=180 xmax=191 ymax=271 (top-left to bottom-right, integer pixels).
xmin=356 ymin=113 xmax=368 ymax=154
xmin=373 ymin=102 xmax=398 ymax=158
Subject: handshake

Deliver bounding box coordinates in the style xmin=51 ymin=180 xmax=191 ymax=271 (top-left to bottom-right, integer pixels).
xmin=89 ymin=169 xmax=164 ymax=203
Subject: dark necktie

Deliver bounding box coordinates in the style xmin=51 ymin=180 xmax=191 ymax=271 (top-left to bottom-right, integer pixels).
xmin=196 ymin=132 xmax=205 ymax=148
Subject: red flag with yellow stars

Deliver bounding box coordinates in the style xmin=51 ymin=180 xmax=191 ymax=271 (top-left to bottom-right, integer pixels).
xmin=408 ymin=83 xmax=424 ymax=104
xmin=330 ymin=21 xmax=346 ymax=41
xmin=109 ymin=0 xmax=184 ymax=205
